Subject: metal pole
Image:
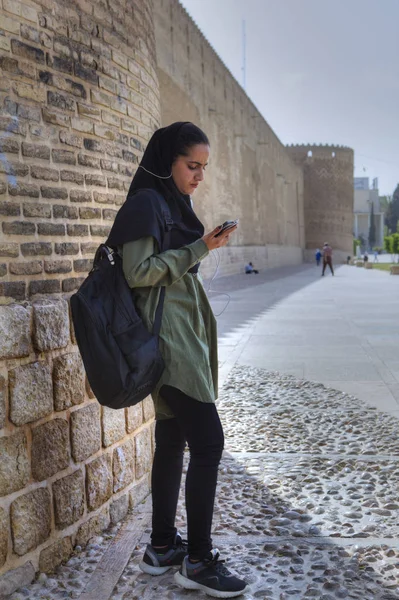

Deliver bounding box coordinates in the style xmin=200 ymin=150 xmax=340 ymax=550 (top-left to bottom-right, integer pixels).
xmin=242 ymin=19 xmax=246 ymax=90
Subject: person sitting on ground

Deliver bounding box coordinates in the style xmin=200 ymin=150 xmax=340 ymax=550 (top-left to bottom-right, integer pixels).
xmin=245 ymin=262 xmax=259 ymax=274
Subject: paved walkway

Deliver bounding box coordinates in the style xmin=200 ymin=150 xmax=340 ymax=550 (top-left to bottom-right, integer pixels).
xmin=213 ymin=263 xmax=399 ymax=416
xmin=10 ymin=263 xmax=399 ymax=600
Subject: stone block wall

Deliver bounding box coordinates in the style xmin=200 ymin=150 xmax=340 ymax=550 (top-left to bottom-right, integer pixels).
xmin=0 ymin=0 xmax=159 ymax=300
xmin=0 ymin=298 xmax=155 ymax=581
xmin=0 ymin=0 xmax=160 ymax=587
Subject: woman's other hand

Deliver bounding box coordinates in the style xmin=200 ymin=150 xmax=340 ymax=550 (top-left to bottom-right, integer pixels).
xmin=202 ymin=225 xmax=238 ymax=251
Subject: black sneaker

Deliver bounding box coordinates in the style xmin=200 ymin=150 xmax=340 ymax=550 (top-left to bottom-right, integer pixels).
xmin=139 ymin=532 xmax=188 ymax=575
xmin=174 ymin=549 xmax=249 ymax=598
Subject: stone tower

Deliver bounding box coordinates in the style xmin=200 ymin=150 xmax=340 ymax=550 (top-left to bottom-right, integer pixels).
xmin=286 ymin=144 xmax=354 ymax=261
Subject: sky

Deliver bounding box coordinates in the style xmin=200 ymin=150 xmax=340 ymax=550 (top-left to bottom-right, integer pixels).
xmin=180 ymin=0 xmax=399 ymax=196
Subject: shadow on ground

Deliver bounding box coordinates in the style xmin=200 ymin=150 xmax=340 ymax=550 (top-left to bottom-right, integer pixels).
xmin=108 ymin=365 xmax=399 ymax=600
xmin=205 ymin=264 xmax=338 ymax=339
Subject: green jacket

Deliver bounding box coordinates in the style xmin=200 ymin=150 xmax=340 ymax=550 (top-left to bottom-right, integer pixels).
xmin=121 ymin=237 xmax=218 ymax=419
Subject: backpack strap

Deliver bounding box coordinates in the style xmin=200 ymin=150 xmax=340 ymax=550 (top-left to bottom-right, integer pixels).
xmin=153 ymin=202 xmax=172 ymax=338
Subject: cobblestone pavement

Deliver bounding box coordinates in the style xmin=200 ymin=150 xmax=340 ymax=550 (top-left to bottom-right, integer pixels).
xmin=12 ymin=365 xmax=399 ymax=600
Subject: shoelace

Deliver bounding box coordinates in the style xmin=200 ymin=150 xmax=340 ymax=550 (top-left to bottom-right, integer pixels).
xmin=173 ymin=537 xmax=188 ymax=551
xmin=204 ymin=551 xmax=231 ymax=577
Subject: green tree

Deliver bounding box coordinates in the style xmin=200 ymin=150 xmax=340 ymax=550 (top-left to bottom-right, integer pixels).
xmin=368 ymin=202 xmax=376 ymax=249
xmin=384 ymin=235 xmax=393 ymax=255
xmin=392 ymin=233 xmax=399 ymax=262
xmin=380 ymin=195 xmax=391 ymax=213
xmin=385 ymin=184 xmax=399 ymax=233
xmin=353 ymin=238 xmax=360 ymax=255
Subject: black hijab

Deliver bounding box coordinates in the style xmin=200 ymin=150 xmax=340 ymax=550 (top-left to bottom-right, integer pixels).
xmin=106 ymin=122 xmax=206 ymax=252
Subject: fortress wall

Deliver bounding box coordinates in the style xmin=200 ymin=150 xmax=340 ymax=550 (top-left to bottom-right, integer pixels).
xmin=154 ymin=0 xmax=306 ymax=276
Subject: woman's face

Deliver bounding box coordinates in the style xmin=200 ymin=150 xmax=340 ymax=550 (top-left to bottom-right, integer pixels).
xmin=171 ymin=143 xmax=210 ymax=195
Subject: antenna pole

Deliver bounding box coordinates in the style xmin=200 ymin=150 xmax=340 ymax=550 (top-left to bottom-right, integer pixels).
xmin=242 ymin=19 xmax=246 ymax=90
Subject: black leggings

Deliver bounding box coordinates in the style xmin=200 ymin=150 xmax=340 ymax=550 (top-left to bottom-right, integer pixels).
xmin=151 ymin=385 xmax=224 ymax=559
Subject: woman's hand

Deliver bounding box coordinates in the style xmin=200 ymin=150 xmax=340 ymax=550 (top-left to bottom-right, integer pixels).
xmin=202 ymin=225 xmax=238 ymax=251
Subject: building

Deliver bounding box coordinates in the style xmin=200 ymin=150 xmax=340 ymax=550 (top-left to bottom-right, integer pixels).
xmin=353 ymin=177 xmax=384 ymax=248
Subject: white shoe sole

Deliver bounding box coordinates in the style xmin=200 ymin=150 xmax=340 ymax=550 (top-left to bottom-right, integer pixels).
xmin=139 ymin=561 xmax=172 ymax=575
xmin=174 ymin=570 xmax=250 ymax=598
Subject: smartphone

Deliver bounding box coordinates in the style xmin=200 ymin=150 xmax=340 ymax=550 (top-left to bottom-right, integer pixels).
xmin=215 ymin=220 xmax=239 ymax=237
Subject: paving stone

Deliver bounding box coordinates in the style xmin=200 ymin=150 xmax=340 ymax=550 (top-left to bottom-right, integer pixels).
xmin=9 ymin=362 xmax=53 ymax=426
xmin=86 ymin=454 xmax=113 ymax=511
xmin=214 ymin=452 xmax=399 ymax=538
xmin=33 ymin=298 xmax=70 ymax=352
xmin=11 ymin=488 xmax=51 ymax=556
xmin=31 ymin=419 xmax=70 ymax=481
xmin=70 ymin=403 xmax=101 ymax=462
xmin=0 ymin=562 xmax=35 ymax=599
xmin=218 ymin=367 xmax=398 ymax=455
xmin=0 ymin=431 xmax=30 ymax=496
xmin=53 ymin=470 xmax=85 ymax=529
xmin=0 ymin=304 xmax=32 ymax=360
xmin=53 ymin=353 xmax=85 ymax=411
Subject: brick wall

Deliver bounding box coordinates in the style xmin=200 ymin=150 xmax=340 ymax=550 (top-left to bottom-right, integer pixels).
xmin=0 ymin=0 xmax=160 ymax=588
xmin=0 ymin=0 xmax=160 ymax=300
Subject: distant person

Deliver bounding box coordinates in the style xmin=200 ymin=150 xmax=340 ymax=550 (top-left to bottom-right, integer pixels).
xmin=364 ymin=253 xmax=368 ymax=264
xmin=322 ymin=242 xmax=334 ymax=276
xmin=374 ymin=250 xmax=379 ymax=262
xmin=347 ymin=255 xmax=351 ymax=265
xmin=245 ymin=262 xmax=259 ymax=274
xmin=315 ymin=248 xmax=322 ymax=266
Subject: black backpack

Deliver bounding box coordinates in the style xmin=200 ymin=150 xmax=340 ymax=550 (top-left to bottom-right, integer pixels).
xmin=70 ymin=206 xmax=172 ymax=410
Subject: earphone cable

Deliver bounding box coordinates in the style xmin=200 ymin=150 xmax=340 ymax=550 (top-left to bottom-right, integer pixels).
xmin=206 ymin=249 xmax=231 ymax=317
xmin=138 ymin=165 xmax=173 ymax=179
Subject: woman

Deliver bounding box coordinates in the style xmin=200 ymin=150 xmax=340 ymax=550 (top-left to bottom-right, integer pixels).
xmin=106 ymin=122 xmax=248 ymax=598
